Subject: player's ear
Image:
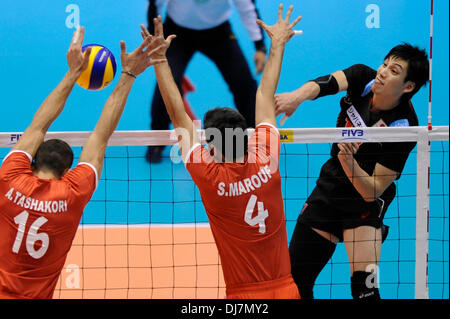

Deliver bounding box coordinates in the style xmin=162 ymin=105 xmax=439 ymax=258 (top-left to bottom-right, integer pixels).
xmin=402 ymin=81 xmax=415 ymax=94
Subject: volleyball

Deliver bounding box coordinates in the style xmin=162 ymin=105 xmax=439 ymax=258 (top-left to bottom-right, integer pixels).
xmin=76 ymin=44 xmax=117 ymax=90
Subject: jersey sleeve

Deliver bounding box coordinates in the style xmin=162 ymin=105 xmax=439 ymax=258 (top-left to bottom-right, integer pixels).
xmin=184 ymin=144 xmax=218 ymax=189
xmin=378 ymin=141 xmax=416 ymax=179
xmin=62 ymin=162 xmax=98 ymax=209
xmin=0 ymin=151 xmax=33 ymax=182
xmin=247 ymin=123 xmax=280 ymax=169
xmin=343 ymin=64 xmax=377 ymax=97
xmin=232 ymin=0 xmax=264 ymax=43
xmin=378 ymin=103 xmax=419 ymax=178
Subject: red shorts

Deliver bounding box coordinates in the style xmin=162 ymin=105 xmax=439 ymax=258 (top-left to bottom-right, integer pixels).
xmin=226 ymin=274 xmax=300 ymax=299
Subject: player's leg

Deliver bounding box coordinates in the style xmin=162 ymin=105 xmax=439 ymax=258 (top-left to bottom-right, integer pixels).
xmin=289 ymin=221 xmax=337 ymax=299
xmin=343 ymin=225 xmax=382 ymax=299
xmin=199 ymin=22 xmax=256 ymax=128
xmin=147 ymin=17 xmax=195 ymax=162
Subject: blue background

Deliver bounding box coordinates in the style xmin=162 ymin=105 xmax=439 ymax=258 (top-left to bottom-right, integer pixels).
xmin=0 ymin=0 xmax=448 ymax=299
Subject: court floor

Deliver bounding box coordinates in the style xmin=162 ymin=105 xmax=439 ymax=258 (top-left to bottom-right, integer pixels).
xmin=53 ymin=225 xmax=226 ymax=299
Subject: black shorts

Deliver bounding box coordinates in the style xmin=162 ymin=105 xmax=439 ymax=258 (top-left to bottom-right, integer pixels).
xmin=297 ymin=193 xmax=390 ymax=242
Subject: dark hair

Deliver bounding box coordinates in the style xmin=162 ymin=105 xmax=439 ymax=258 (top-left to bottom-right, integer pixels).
xmin=33 ymin=139 xmax=74 ymax=178
xmin=203 ymin=107 xmax=248 ymax=162
xmin=384 ymin=43 xmax=429 ymax=101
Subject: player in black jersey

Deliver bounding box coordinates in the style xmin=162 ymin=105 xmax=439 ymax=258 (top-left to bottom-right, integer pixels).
xmin=275 ymin=43 xmax=429 ymax=299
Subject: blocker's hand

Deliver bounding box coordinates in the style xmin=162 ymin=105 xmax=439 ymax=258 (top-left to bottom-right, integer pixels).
xmin=140 ymin=16 xmax=176 ymax=60
xmin=120 ymin=34 xmax=167 ymax=77
xmin=256 ymin=4 xmax=302 ymax=45
xmin=67 ymin=26 xmax=92 ymax=74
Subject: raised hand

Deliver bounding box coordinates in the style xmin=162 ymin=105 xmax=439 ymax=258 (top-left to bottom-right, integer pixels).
xmin=140 ymin=16 xmax=176 ymax=59
xmin=256 ymin=4 xmax=302 ymax=45
xmin=120 ymin=34 xmax=167 ymax=77
xmin=67 ymin=26 xmax=92 ymax=74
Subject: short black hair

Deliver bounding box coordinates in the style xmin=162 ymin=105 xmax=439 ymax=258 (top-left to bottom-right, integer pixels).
xmin=33 ymin=139 xmax=73 ymax=178
xmin=385 ymin=43 xmax=429 ymax=101
xmin=203 ymin=107 xmax=248 ymax=162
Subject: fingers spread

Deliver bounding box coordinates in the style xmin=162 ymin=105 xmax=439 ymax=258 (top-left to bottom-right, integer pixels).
xmin=154 ymin=16 xmax=164 ymax=37
xmin=138 ymin=36 xmax=152 ymax=52
xmin=166 ymin=34 xmax=176 ymax=44
xmin=277 ymin=4 xmax=284 ymax=21
xmin=285 ymin=5 xmax=294 ymax=22
xmin=140 ymin=24 xmax=150 ymax=37
xmin=147 ymin=44 xmax=164 ymax=57
xmin=256 ymin=19 xmax=272 ymax=37
xmin=290 ymin=16 xmax=302 ymax=29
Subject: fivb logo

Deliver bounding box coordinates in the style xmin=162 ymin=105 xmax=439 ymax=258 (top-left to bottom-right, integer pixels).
xmin=9 ymin=134 xmax=22 ymax=145
xmin=340 ymin=129 xmax=366 ymax=142
xmin=341 ymin=129 xmax=364 ymax=137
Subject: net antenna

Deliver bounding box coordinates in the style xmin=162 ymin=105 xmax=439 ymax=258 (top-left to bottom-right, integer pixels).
xmin=428 ymin=0 xmax=433 ymax=131
xmin=416 ymin=0 xmax=435 ymax=299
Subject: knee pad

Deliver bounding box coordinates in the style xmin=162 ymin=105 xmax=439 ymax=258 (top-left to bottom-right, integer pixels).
xmin=351 ymin=271 xmax=381 ymax=300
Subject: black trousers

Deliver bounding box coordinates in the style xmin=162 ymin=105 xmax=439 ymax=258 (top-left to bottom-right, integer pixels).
xmin=150 ymin=16 xmax=257 ymax=131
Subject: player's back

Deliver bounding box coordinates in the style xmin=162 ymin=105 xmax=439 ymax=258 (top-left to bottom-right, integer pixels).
xmin=186 ymin=124 xmax=292 ymax=288
xmin=0 ymin=151 xmax=96 ymax=298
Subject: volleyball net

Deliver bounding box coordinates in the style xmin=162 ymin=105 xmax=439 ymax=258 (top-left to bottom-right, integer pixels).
xmin=0 ymin=126 xmax=448 ymax=299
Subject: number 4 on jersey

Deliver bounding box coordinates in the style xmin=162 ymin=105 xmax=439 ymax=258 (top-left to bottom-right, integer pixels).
xmin=244 ymin=195 xmax=268 ymax=234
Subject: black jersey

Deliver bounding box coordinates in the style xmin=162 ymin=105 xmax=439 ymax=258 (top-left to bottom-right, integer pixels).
xmin=309 ymin=64 xmax=419 ymax=212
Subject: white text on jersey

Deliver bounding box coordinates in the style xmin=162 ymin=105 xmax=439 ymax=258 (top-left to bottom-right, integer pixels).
xmin=4 ymin=188 xmax=68 ymax=213
xmin=217 ymin=165 xmax=272 ymax=197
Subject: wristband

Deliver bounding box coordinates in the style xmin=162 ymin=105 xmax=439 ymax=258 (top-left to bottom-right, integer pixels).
xmin=122 ymin=70 xmax=137 ymax=78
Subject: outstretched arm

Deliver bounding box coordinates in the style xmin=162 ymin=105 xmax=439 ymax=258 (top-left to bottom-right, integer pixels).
xmin=13 ymin=27 xmax=92 ymax=156
xmin=78 ymin=34 xmax=166 ymax=176
xmin=141 ymin=17 xmax=200 ymax=162
xmin=254 ymin=4 xmax=302 ymax=127
xmin=274 ymin=70 xmax=348 ymax=119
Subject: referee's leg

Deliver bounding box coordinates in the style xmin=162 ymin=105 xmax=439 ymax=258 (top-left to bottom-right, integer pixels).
xmin=150 ymin=21 xmax=194 ymax=131
xmin=200 ymin=22 xmax=257 ymax=128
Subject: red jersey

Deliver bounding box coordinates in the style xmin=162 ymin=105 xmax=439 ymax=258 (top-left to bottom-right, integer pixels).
xmin=186 ymin=123 xmax=292 ymax=291
xmin=0 ymin=151 xmax=97 ymax=298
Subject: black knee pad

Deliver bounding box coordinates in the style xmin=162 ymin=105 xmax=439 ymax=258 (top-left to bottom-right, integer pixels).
xmin=289 ymin=222 xmax=337 ymax=299
xmin=351 ymin=271 xmax=381 ymax=300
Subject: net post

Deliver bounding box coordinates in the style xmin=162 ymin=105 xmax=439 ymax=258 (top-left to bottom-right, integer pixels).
xmin=415 ymin=127 xmax=430 ymax=299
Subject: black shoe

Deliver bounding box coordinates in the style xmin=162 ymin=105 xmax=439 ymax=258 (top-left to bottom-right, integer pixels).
xmin=146 ymin=146 xmax=164 ymax=163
